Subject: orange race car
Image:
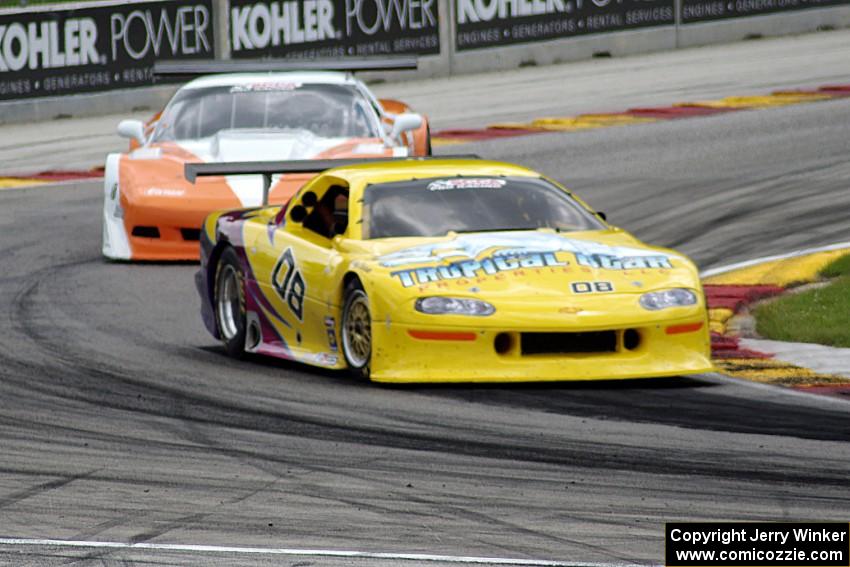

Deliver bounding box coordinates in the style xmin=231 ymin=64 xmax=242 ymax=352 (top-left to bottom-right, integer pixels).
xmin=102 ymin=58 xmax=430 ymax=261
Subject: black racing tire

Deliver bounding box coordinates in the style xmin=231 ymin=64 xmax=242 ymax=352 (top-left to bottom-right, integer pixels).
xmin=213 ymin=247 xmax=247 ymax=359
xmin=341 ymin=279 xmax=372 ymax=381
xmin=425 ymin=125 xmax=433 ymax=156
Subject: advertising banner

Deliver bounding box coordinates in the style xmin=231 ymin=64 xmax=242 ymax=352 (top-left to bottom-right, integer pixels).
xmin=228 ymin=0 xmax=440 ymax=59
xmin=0 ymin=0 xmax=215 ymax=101
xmin=455 ymin=0 xmax=674 ymax=50
xmin=682 ymin=0 xmax=850 ymax=23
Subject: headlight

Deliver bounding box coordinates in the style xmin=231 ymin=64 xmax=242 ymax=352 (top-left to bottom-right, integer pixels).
xmin=415 ymin=296 xmax=495 ymax=316
xmin=639 ymin=288 xmax=698 ymax=310
xmin=111 ymin=185 xmax=124 ymax=218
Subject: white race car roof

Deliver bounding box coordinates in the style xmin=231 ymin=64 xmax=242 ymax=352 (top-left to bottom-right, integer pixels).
xmin=181 ymin=71 xmax=358 ymax=90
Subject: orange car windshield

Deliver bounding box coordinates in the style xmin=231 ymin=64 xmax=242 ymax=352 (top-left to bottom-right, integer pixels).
xmin=152 ymin=83 xmax=380 ymax=142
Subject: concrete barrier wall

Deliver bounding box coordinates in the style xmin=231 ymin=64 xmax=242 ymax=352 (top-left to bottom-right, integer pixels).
xmin=0 ymin=84 xmax=179 ymax=125
xmin=677 ymin=4 xmax=850 ymax=47
xmin=1 ymin=0 xmax=849 ymax=125
xmin=450 ymin=27 xmax=678 ymax=75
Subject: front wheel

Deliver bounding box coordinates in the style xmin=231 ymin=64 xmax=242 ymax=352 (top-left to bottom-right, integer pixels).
xmin=341 ymin=280 xmax=372 ymax=380
xmin=214 ymin=247 xmax=247 ymax=358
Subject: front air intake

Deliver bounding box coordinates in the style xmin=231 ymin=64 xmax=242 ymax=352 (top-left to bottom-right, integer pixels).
xmin=520 ymin=331 xmax=618 ymax=355
xmin=180 ymin=228 xmax=201 ymax=241
xmin=131 ymin=226 xmax=160 ymax=238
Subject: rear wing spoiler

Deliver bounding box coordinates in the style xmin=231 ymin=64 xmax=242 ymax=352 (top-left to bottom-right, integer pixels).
xmin=154 ymin=57 xmax=418 ymax=78
xmin=185 ymin=156 xmax=482 ymax=206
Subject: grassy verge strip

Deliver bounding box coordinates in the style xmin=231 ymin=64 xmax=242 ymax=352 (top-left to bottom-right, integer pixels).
xmin=755 ymin=275 xmax=850 ymax=347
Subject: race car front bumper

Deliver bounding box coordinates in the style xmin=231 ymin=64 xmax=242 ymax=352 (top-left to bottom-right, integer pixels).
xmin=369 ymin=315 xmax=712 ymax=383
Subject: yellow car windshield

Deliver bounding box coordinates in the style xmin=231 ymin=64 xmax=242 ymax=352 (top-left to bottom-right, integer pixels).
xmin=361 ymin=176 xmax=604 ymax=239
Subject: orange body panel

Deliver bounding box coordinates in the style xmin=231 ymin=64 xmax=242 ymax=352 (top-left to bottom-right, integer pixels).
xmin=117 ymin=139 xmax=408 ymax=261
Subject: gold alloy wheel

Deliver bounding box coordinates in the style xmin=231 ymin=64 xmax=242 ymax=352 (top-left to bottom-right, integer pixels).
xmin=342 ymin=290 xmax=371 ymax=369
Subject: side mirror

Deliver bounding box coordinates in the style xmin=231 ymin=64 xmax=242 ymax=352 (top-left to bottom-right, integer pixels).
xmin=117 ymin=119 xmax=146 ymax=145
xmin=390 ymin=113 xmax=423 ymax=140
xmin=596 ymin=211 xmax=607 ymax=221
xmin=289 ymin=205 xmax=308 ymax=223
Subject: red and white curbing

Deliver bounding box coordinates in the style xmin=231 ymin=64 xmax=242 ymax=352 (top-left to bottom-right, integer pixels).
xmin=701 ymin=243 xmax=850 ymax=400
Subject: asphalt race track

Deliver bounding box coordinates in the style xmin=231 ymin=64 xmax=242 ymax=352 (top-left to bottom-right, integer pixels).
xmin=1 ymin=82 xmax=850 ymax=565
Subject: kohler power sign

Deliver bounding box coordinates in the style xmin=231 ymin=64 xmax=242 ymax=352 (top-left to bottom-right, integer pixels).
xmin=455 ymin=0 xmax=674 ymax=50
xmin=229 ymin=0 xmax=440 ymax=58
xmin=0 ymin=0 xmax=214 ymax=101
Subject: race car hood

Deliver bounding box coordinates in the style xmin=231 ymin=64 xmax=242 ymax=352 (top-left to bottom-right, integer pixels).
xmin=187 ymin=129 xmax=381 ymax=163
xmin=341 ymin=229 xmax=703 ymax=325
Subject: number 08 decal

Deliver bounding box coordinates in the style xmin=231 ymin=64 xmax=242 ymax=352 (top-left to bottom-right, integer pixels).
xmin=571 ymin=281 xmax=614 ymax=293
xmin=272 ymin=248 xmax=306 ymax=321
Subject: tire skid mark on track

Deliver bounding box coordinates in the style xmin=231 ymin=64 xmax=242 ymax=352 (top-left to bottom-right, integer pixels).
xmin=2 ymin=328 xmax=845 ymax=489
xmin=65 ymin=475 xmax=268 ymax=544
xmin=629 ymin=161 xmax=850 ymax=252
xmin=0 ymin=410 xmax=272 ymax=467
xmin=0 ymin=256 xmax=381 ymax=545
xmin=3 ymin=259 xmax=849 ymax=490
xmin=0 ymin=471 xmax=98 ymax=511
xmin=72 ymin=513 xmax=157 ymax=544
xmin=392 ymin=493 xmax=637 ymax=563
xmin=5 ymin=366 xmax=849 ymax=494
xmin=127 ymin=512 xmax=210 ymax=546
xmin=413 ymin=378 xmax=850 ymax=443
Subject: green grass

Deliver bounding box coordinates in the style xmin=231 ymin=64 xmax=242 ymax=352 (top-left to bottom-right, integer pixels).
xmin=819 ymin=252 xmax=850 ymax=278
xmin=755 ymin=276 xmax=850 ymax=347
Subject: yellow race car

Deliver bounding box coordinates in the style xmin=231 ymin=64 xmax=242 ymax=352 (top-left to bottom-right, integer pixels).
xmin=189 ymin=158 xmax=712 ymax=383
